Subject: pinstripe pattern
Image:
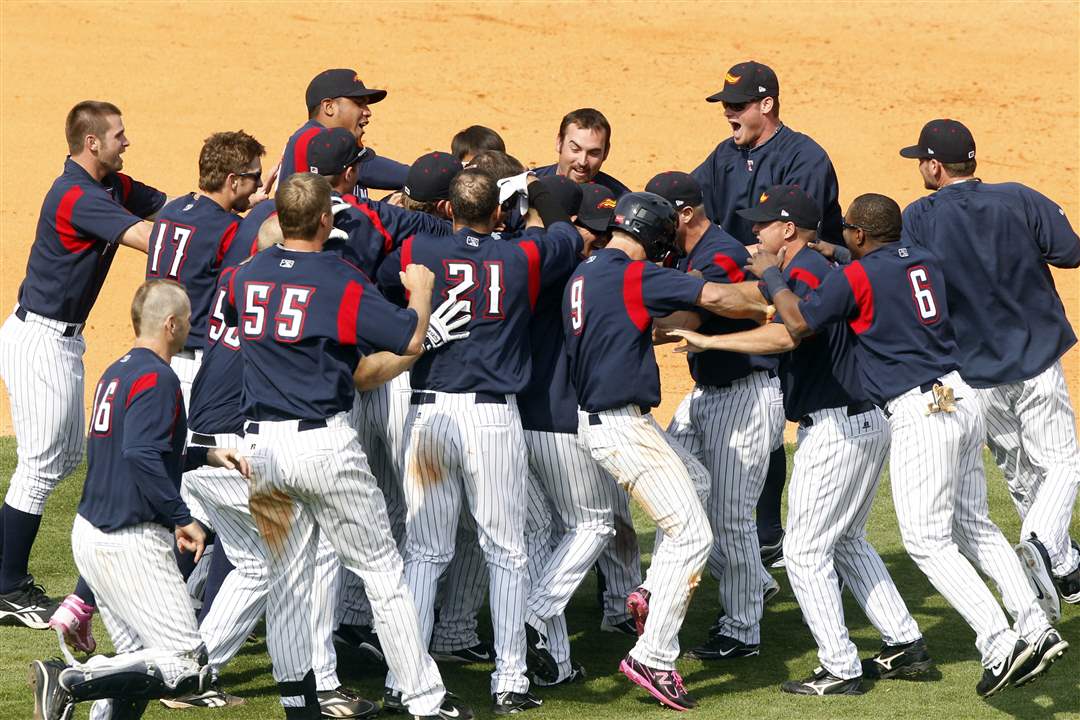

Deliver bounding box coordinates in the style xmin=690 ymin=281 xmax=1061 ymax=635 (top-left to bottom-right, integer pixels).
xmin=976 ymin=360 xmax=1080 ymax=577
xmin=786 ymin=406 xmax=921 ymax=678
xmin=666 ymin=371 xmax=785 ymax=644
xmin=0 ymin=309 xmax=86 ymax=514
xmin=886 ymin=372 xmax=1050 ymax=667
xmin=579 ymin=407 xmax=711 ymax=670
xmin=595 ymin=490 xmax=642 ymax=623
xmin=170 ymin=351 xmax=203 ymax=412
xmin=393 ymin=392 xmax=530 ymax=695
xmin=246 ymin=413 xmax=445 ymax=715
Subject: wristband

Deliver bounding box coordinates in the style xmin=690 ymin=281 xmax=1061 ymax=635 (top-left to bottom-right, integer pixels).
xmin=761 ymin=266 xmax=789 ymax=300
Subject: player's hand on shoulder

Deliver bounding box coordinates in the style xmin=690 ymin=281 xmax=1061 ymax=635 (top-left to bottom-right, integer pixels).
xmin=207 ymin=447 xmax=251 ymax=478
xmin=401 ymin=263 xmax=435 ymax=294
xmin=745 ymin=245 xmax=781 ymax=277
xmin=175 ymin=521 xmax=208 ymax=563
xmin=806 ymin=239 xmax=836 ymax=259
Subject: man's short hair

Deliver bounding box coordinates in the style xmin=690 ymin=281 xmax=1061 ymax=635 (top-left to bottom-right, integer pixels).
xmin=400 ymin=194 xmax=438 ymax=216
xmin=848 ymin=193 xmax=903 ymax=243
xmin=449 ymin=169 xmax=499 ymax=226
xmin=198 ymin=131 xmax=266 ymax=192
xmin=467 ymin=150 xmax=525 ymax=181
xmin=131 ymin=279 xmax=189 ymax=336
xmin=941 ymin=159 xmax=978 ymax=177
xmin=451 ymin=125 xmax=505 ymax=161
xmin=65 ymin=101 xmax=122 ymax=154
xmin=558 ymin=108 xmax=612 ymax=150
xmin=275 ymin=173 xmax=332 ymax=240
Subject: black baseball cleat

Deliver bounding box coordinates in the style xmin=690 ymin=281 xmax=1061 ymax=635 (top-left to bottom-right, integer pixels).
xmin=29 ymin=658 xmax=74 ymax=720
xmin=685 ymin=633 xmax=760 ymax=661
xmin=599 ymin=616 xmax=637 ymax=636
xmin=760 ymin=531 xmax=785 ymax=566
xmin=1015 ymin=535 xmax=1061 ymax=623
xmin=619 ymin=655 xmax=697 ymax=711
xmin=384 ymin=688 xmax=473 ymax=719
xmin=529 ymin=660 xmax=586 ymax=688
xmin=316 ymin=686 xmax=378 ymax=718
xmin=160 ymin=682 xmax=245 ymax=708
xmin=2 ymin=578 xmax=59 ymax=629
xmin=976 ymin=639 xmax=1034 ymax=697
xmin=781 ymin=667 xmax=864 ymax=696
xmin=333 ymin=624 xmax=385 ymax=666
xmin=491 ymin=690 xmax=542 ymax=715
xmin=1054 ymin=555 xmax=1080 ymax=605
xmin=431 ymin=641 xmax=495 ymax=664
xmin=524 ymin=623 xmax=559 ymax=684
xmin=1013 ymin=628 xmax=1069 ymax=687
xmin=862 ymin=637 xmax=933 ymax=679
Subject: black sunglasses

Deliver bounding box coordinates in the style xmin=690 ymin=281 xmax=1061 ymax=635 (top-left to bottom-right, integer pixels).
xmin=841 ymin=219 xmax=863 ymax=232
xmin=235 ymin=170 xmax=262 ymax=184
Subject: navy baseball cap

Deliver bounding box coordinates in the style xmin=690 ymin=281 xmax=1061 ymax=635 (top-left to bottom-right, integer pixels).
xmin=305 ymin=69 xmax=387 ymax=113
xmin=706 ymin=61 xmax=779 ymax=104
xmin=736 ymin=184 xmax=820 ymax=230
xmin=404 ymin=152 xmax=462 ymax=202
xmin=645 ymin=171 xmax=703 ymax=208
xmin=576 ymin=183 xmax=617 ymax=233
xmin=899 ymin=119 xmax=976 ymax=162
xmin=306 ymin=128 xmax=363 ymax=176
xmin=536 ymin=175 xmax=584 ymax=218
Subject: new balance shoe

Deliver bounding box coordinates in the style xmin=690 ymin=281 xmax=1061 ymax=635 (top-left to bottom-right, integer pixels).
xmin=685 ymin=633 xmax=760 ymax=661
xmin=862 ymin=637 xmax=933 ymax=679
xmin=1054 ymin=564 xmax=1080 ymax=605
xmin=1013 ymin=628 xmax=1069 ymax=687
xmin=529 ymin=661 xmax=586 ymax=688
xmin=160 ymin=683 xmax=245 ymax=709
xmin=430 ymin=641 xmax=494 ymax=664
xmin=599 ymin=616 xmax=637 ymax=636
xmin=782 ymin=667 xmax=863 ymax=696
xmin=760 ymin=531 xmax=784 ymax=566
xmin=491 ymin=690 xmax=542 ymax=715
xmin=524 ymin=623 xmax=559 ymax=684
xmin=626 ymin=587 xmax=650 ymax=637
xmin=48 ymin=595 xmax=96 ymax=654
xmin=1015 ymin=536 xmax=1061 ymax=622
xmin=976 ymin=639 xmax=1034 ymax=697
xmin=333 ymin=624 xmax=385 ymax=666
xmin=384 ymin=688 xmax=473 ymax=719
xmin=1 ymin=578 xmax=59 ymax=629
xmin=619 ymin=655 xmax=697 ymax=711
xmin=30 ymin=658 xmax=73 ymax=720
xmin=314 ymin=687 xmax=377 ymax=718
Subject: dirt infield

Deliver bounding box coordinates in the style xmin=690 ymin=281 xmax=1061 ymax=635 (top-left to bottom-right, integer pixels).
xmin=1 ymin=1 xmax=1077 ymax=434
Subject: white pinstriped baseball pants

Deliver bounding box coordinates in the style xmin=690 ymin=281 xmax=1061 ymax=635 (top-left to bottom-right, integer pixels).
xmin=786 ymin=406 xmax=921 ymax=679
xmin=170 ymin=350 xmax=203 ymax=412
xmin=976 ymin=360 xmax=1080 ymax=577
xmin=579 ymin=406 xmax=711 ymax=670
xmin=244 ymin=413 xmax=445 ymax=715
xmin=887 ymin=372 xmax=1050 ymax=667
xmin=0 ymin=309 xmax=85 ymax=515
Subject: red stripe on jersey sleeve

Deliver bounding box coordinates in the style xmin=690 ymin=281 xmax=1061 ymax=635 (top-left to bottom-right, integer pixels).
xmin=126 ymin=372 xmax=158 ymax=407
xmin=712 ymin=252 xmax=745 ymax=283
xmin=116 ymin=173 xmax=133 ymax=204
xmin=399 ymin=235 xmax=415 ymax=301
xmin=843 ymin=262 xmax=875 ymax=334
xmin=518 ymin=240 xmax=541 ymax=311
xmin=214 ymin=221 xmax=240 ymax=267
xmin=294 ymin=127 xmax=323 ymax=173
xmin=227 ymin=267 xmax=237 ymax=307
xmin=354 ymin=202 xmax=394 ymax=254
xmin=56 ymin=186 xmax=92 ymax=253
xmin=338 ymin=280 xmax=364 ymax=345
xmin=623 ymin=261 xmax=650 ymax=332
xmin=789 ymin=266 xmax=821 ymax=290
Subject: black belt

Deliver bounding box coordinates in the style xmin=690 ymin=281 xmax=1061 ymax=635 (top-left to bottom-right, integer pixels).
xmin=244 ymin=419 xmax=327 ymax=435
xmin=587 ymin=404 xmax=650 ymax=426
xmin=799 ymin=400 xmax=876 ymax=427
xmin=15 ymin=306 xmax=81 ymax=337
xmin=190 ymin=430 xmax=245 ymax=447
xmin=410 ymin=391 xmax=506 ymax=405
xmin=702 ymin=367 xmax=777 ymax=391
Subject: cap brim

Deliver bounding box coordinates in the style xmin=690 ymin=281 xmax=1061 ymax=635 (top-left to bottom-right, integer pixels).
xmin=735 ymin=206 xmax=778 ymax=223
xmin=345 ymin=88 xmax=388 ymax=104
xmin=898 ymin=145 xmax=927 ymax=159
xmin=706 ymin=88 xmax=764 ymax=103
xmin=576 ymin=213 xmax=612 ymax=233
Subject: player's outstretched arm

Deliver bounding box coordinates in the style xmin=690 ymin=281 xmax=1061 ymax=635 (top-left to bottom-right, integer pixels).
xmin=399 ymin=263 xmax=436 ymax=355
xmin=119 ymin=220 xmax=154 ymax=253
xmin=670 ymin=322 xmax=798 ymax=355
xmin=696 ymin=281 xmax=768 ymax=322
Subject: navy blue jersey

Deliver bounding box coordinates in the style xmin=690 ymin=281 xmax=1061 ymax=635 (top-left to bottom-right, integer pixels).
xmin=189 ymin=266 xmax=245 ymax=435
xmin=902 ymin=180 xmax=1080 ymax=387
xmin=533 ymin=164 xmax=629 ymax=198
xmin=280 ymin=120 xmax=408 ymax=199
xmin=334 ymin=193 xmax=451 ymax=276
xmin=79 ymin=348 xmax=192 ymax=532
xmin=18 ymin=158 xmax=166 ymax=323
xmin=233 ymin=200 xmax=278 ymax=261
xmin=679 ymin=225 xmax=777 ymax=386
xmin=765 ymin=247 xmax=864 ymax=420
xmin=145 ymin=194 xmax=242 ymax=347
xmin=692 ymin=126 xmax=842 ymax=246
xmin=226 ymin=245 xmax=417 ymax=421
xmin=563 ymin=249 xmax=706 ymax=412
xmin=796 ymin=244 xmax=960 ymax=405
xmin=378 ymin=224 xmax=582 ymax=394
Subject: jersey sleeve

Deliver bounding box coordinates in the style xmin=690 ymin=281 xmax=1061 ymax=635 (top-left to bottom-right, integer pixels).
xmin=215 ymin=220 xmax=247 ymax=269
xmin=115 ymin=174 xmax=167 ymax=218
xmin=338 ymin=272 xmax=418 ymax=355
xmin=781 ymin=144 xmax=843 ymax=245
xmin=536 ymin=223 xmax=585 ymax=288
xmin=640 ymin=262 xmax=706 ymax=316
xmin=70 ymin=187 xmax=144 ymax=244
xmin=223 ymin=266 xmax=240 ymax=326
xmin=356 ymin=151 xmax=409 ymax=191
xmin=797 ymin=265 xmax=858 ymax=332
xmin=375 ymin=245 xmax=406 ymax=292
xmin=1020 ymin=185 xmax=1080 ymax=268
xmin=700 ymin=247 xmax=749 ymax=285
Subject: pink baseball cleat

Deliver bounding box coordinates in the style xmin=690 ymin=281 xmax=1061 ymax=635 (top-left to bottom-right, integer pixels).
xmin=49 ymin=594 xmax=96 ymax=654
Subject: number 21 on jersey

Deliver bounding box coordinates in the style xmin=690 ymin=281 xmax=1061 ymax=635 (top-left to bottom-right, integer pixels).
xmin=907 ymin=266 xmax=939 ymax=323
xmin=444 ymin=260 xmax=503 ymax=318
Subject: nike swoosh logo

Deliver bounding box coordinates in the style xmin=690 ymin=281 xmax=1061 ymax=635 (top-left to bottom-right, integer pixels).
xmin=442 ymin=708 xmax=460 ymax=718
xmin=1032 ymin=582 xmax=1045 ymax=600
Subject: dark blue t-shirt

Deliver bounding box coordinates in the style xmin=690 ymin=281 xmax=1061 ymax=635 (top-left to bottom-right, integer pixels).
xmin=563 ymin=248 xmax=706 ymax=412
xmin=226 ymin=245 xmax=417 ymax=421
xmin=378 ymin=224 xmax=581 ymax=394
xmin=901 ymin=180 xmax=1080 ymax=387
xmin=796 ymin=244 xmax=960 ymax=405
xmin=679 ymin=225 xmax=777 ymax=386
xmin=533 ymin=163 xmax=629 ymax=198
xmin=189 ymin=266 xmax=246 ymax=435
xmin=79 ymin=348 xmax=192 ymax=532
xmin=692 ymin=126 xmax=842 ymax=246
xmin=280 ymin=120 xmax=409 ymax=199
xmin=19 ymin=158 xmax=165 ymax=323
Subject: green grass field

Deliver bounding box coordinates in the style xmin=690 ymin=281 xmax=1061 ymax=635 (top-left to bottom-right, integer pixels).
xmin=1 ymin=438 xmax=1077 ymax=719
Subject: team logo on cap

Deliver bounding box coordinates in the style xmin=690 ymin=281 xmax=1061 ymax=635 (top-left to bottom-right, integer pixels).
xmin=724 ymin=72 xmax=741 ymax=85
xmin=598 ymin=198 xmax=617 ymax=209
xmin=353 ymin=73 xmax=362 ymax=83
xmin=759 ymin=191 xmax=769 ymax=203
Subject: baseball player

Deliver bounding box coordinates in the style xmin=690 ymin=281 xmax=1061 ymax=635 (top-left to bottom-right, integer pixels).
xmin=897 ymin=119 xmax=1080 ymax=609
xmin=144 ymin=130 xmax=266 ymax=406
xmin=645 ymin=172 xmax=783 ymax=661
xmin=29 ymin=279 xmax=247 ymax=720
xmin=376 ymin=170 xmax=581 ymax=714
xmin=533 ymin=108 xmax=629 ymax=196
xmin=671 ymin=185 xmax=930 ymax=695
xmin=451 ymin=126 xmax=506 ymax=164
xmin=692 ymin=61 xmax=845 ymax=560
xmin=562 ymin=190 xmax=771 ymax=711
xmin=753 ymin=192 xmax=1067 ymax=697
xmin=0 ymin=100 xmax=165 ymax=629
xmin=278 ymin=69 xmax=409 ymax=200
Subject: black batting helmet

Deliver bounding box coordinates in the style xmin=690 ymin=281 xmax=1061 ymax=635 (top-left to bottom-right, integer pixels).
xmin=609 ymin=191 xmax=678 ymax=261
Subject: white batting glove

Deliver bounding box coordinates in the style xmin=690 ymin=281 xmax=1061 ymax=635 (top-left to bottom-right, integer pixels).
xmin=422 ymin=298 xmax=471 ymax=352
xmin=331 ymin=196 xmax=352 ymax=216
xmin=329 ymin=226 xmax=349 ymax=241
xmin=496 ymin=171 xmax=532 ymax=204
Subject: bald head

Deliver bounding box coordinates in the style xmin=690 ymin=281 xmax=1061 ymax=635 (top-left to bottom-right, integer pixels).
xmin=131 ymin=280 xmax=191 ymax=349
xmin=256 ymin=214 xmax=283 ymax=251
